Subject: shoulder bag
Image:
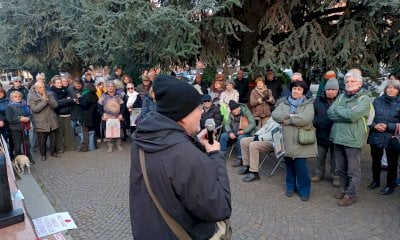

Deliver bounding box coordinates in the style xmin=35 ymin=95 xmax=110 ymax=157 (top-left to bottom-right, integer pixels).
xmin=298 ymin=126 xmax=316 ymax=145
xmin=138 ymin=149 xmax=232 ymax=240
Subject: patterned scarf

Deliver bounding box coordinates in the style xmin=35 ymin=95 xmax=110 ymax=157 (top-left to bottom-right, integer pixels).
xmin=287 ymin=96 xmax=304 ymax=114
xmin=9 ymin=99 xmax=30 ymax=115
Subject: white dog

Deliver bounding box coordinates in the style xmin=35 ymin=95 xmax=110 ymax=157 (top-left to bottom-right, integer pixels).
xmin=13 ymin=155 xmax=30 ymax=174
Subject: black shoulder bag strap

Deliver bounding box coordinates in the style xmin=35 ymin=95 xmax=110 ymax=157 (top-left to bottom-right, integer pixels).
xmin=138 ymin=149 xmax=192 ymax=240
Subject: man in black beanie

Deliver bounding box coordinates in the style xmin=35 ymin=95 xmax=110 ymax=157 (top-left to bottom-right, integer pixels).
xmin=220 ymin=100 xmax=256 ymax=167
xmin=129 ymin=75 xmax=231 ymax=239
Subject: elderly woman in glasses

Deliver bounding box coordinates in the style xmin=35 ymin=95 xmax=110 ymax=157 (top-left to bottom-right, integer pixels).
xmin=123 ymin=83 xmax=142 ymax=140
xmin=27 ymin=82 xmax=59 ymax=161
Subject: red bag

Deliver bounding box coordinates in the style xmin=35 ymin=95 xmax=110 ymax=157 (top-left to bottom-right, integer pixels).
xmin=21 ymin=121 xmax=30 ymax=131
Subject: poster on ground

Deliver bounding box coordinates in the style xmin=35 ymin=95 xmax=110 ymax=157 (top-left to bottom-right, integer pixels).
xmin=32 ymin=212 xmax=77 ymax=238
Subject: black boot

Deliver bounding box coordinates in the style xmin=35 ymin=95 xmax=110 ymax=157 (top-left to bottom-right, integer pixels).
xmin=379 ymin=186 xmax=394 ymax=195
xmin=367 ymin=181 xmax=380 ymax=190
xmin=238 ymin=166 xmax=250 ymax=175
xmin=243 ymin=172 xmax=260 ymax=182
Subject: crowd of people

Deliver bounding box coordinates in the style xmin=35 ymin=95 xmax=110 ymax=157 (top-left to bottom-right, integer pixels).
xmin=0 ymin=66 xmax=156 ymax=163
xmin=195 ymin=68 xmax=400 ymax=207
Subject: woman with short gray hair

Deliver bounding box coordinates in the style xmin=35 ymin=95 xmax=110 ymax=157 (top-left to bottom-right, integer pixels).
xmin=367 ymin=80 xmax=400 ymax=195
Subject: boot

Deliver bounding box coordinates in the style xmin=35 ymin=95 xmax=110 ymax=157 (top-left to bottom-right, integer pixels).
xmin=231 ymin=159 xmax=242 ymax=167
xmin=337 ymin=196 xmax=356 ymax=206
xmin=237 ymin=166 xmax=250 ymax=175
xmin=243 ymin=172 xmax=260 ymax=182
xmin=117 ymin=139 xmax=124 ymax=151
xmin=367 ymin=181 xmax=380 ymax=190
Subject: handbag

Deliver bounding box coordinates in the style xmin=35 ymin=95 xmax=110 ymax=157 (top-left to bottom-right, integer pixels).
xmin=138 ymin=149 xmax=232 ymax=240
xmin=298 ymin=126 xmax=316 ymax=145
xmin=389 ymin=123 xmax=400 ymax=151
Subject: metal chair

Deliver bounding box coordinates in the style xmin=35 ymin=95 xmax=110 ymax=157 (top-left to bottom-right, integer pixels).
xmin=259 ymin=151 xmax=285 ymax=176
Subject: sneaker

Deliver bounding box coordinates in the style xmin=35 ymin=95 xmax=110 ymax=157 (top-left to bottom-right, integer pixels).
xmin=311 ymin=175 xmax=322 ymax=182
xmin=337 ymin=196 xmax=356 ymax=206
xmin=107 ymin=147 xmax=113 ymax=153
xmin=333 ymin=191 xmax=345 ymax=199
xmin=332 ymin=180 xmax=341 ymax=188
xmin=117 ymin=145 xmax=124 ymax=151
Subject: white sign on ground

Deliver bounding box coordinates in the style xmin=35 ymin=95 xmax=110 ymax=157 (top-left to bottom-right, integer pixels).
xmin=32 ymin=212 xmax=78 ymax=238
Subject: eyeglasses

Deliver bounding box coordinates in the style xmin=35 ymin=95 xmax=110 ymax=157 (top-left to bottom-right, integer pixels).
xmin=127 ymin=87 xmax=134 ymax=90
xmin=203 ymin=100 xmax=211 ymax=102
xmin=14 ymin=80 xmax=22 ymax=83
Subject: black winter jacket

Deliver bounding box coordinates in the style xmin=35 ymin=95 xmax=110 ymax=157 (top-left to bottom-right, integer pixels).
xmin=234 ymin=77 xmax=249 ymax=103
xmin=78 ymin=90 xmax=98 ymax=128
xmin=51 ymin=86 xmax=73 ymax=115
xmin=313 ymin=94 xmax=336 ymax=147
xmin=367 ymin=94 xmax=400 ymax=148
xmin=200 ymin=104 xmax=222 ymax=129
xmin=130 ymin=112 xmax=231 ymax=240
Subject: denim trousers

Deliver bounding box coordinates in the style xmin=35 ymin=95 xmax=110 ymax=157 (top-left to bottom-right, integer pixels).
xmin=285 ymin=157 xmax=311 ymax=198
xmin=220 ymin=132 xmax=249 ymax=159
xmin=334 ymin=144 xmax=361 ymax=197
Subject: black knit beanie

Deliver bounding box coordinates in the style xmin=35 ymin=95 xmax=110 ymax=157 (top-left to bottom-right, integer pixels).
xmin=153 ymin=75 xmax=202 ymax=121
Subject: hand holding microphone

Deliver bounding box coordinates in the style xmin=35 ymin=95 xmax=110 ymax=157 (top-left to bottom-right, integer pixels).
xmin=205 ymin=118 xmax=216 ymax=145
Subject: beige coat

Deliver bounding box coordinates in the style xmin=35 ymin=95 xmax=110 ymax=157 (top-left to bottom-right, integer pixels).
xmin=271 ymin=97 xmax=317 ymax=159
xmin=27 ymin=90 xmax=59 ymax=132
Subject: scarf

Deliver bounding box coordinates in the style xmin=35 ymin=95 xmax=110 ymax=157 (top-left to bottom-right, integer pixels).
xmin=126 ymin=91 xmax=139 ymax=108
xmin=9 ymin=99 xmax=30 ymax=115
xmin=287 ymin=96 xmax=304 ymax=114
xmin=255 ymin=86 xmax=267 ymax=96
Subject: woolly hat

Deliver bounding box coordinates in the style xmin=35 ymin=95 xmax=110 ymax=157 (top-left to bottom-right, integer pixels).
xmin=153 ymin=75 xmax=202 ymax=121
xmin=228 ymin=100 xmax=240 ymax=111
xmin=324 ymin=78 xmax=339 ymax=90
xmin=202 ymin=94 xmax=212 ymax=101
xmin=324 ymin=70 xmax=336 ymax=80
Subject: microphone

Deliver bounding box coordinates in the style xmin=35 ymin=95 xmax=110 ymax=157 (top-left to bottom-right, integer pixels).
xmin=204 ymin=118 xmax=216 ymax=145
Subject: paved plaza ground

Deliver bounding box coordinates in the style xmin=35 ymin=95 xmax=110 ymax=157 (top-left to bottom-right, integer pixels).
xmin=29 ymin=141 xmax=400 ymax=240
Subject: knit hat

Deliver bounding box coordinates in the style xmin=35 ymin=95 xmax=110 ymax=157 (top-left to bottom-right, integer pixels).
xmin=153 ymin=75 xmax=202 ymax=121
xmin=324 ymin=78 xmax=339 ymax=90
xmin=228 ymin=100 xmax=240 ymax=111
xmin=324 ymin=70 xmax=336 ymax=80
xmin=202 ymin=94 xmax=212 ymax=101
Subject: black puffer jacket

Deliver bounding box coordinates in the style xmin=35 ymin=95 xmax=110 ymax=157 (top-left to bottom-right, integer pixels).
xmin=313 ymin=93 xmax=336 ymax=147
xmin=51 ymin=86 xmax=74 ymax=115
xmin=200 ymin=104 xmax=222 ymax=129
xmin=367 ymin=94 xmax=400 ymax=148
xmin=130 ymin=112 xmax=231 ymax=240
xmin=78 ymin=89 xmax=98 ymax=128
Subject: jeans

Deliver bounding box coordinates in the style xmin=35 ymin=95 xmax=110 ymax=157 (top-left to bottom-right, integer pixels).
xmin=285 ymin=157 xmax=311 ymax=198
xmin=220 ymin=132 xmax=249 ymax=159
xmin=79 ymin=129 xmax=95 ymax=151
xmin=314 ymin=143 xmax=339 ymax=180
xmin=334 ymin=144 xmax=361 ymax=197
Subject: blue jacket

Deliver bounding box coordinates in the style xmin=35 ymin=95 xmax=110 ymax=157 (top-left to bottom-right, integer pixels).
xmin=367 ymin=94 xmax=400 ymax=148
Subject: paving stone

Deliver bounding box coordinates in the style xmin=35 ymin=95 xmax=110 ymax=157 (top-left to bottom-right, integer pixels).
xmin=30 ymin=141 xmax=400 ymax=239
